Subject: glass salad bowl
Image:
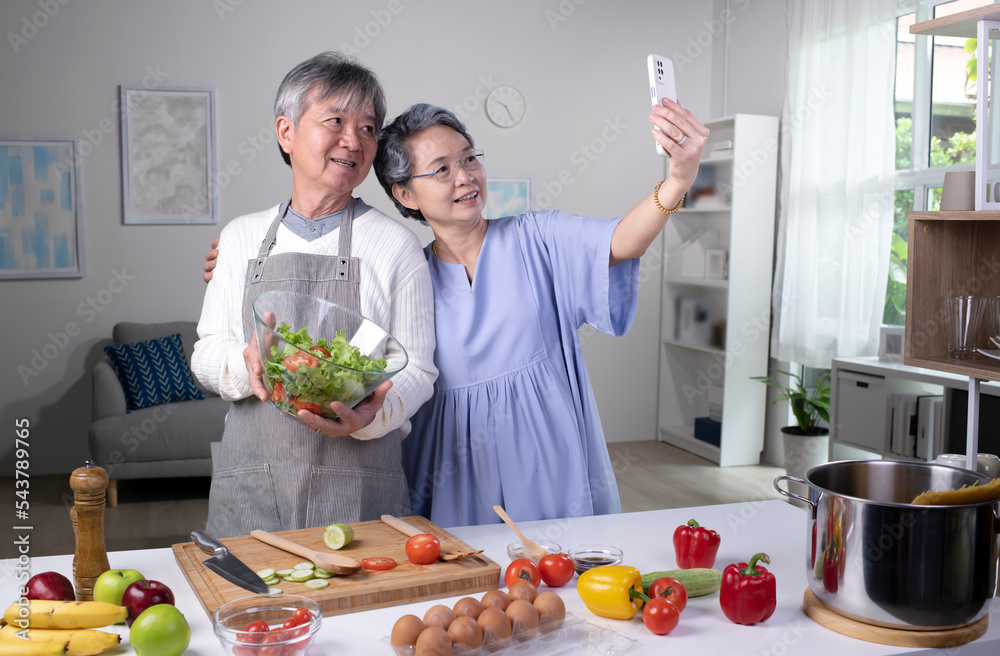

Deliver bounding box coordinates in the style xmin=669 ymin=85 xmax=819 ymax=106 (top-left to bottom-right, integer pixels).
xmin=252 ymin=290 xmax=408 ymax=420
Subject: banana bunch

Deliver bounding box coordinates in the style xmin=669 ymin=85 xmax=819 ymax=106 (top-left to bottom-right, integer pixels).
xmin=0 ymin=602 xmax=123 ymax=656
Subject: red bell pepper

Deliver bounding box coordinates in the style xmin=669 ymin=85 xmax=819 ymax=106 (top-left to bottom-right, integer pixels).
xmin=672 ymin=518 xmax=721 ymax=569
xmin=720 ymin=552 xmax=777 ymax=625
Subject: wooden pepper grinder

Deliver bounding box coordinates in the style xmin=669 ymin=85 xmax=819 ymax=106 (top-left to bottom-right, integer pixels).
xmin=70 ymin=460 xmax=110 ymax=600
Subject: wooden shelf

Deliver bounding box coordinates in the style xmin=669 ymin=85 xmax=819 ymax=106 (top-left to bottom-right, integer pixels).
xmin=905 ymin=212 xmax=1000 ymax=367
xmin=910 ymin=4 xmax=1000 ymax=38
xmin=908 ymin=210 xmax=1000 ymax=221
xmin=903 ymin=354 xmax=1000 ymax=383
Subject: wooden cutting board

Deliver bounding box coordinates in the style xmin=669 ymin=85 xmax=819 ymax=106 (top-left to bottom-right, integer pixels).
xmin=172 ymin=516 xmax=500 ymax=618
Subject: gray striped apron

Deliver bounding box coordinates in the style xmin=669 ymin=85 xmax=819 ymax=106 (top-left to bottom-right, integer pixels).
xmin=205 ymin=200 xmax=410 ymax=538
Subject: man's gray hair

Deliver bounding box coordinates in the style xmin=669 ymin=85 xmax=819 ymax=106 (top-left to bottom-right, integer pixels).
xmin=273 ymin=51 xmax=387 ymax=166
xmin=373 ymin=103 xmax=475 ymax=224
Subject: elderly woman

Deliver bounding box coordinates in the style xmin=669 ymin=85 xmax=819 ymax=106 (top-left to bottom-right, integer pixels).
xmin=373 ymin=100 xmax=707 ymax=527
xmin=192 ymin=52 xmax=436 ymax=537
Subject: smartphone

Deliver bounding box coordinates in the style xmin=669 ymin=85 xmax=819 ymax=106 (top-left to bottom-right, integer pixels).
xmin=647 ymin=54 xmax=677 ymax=157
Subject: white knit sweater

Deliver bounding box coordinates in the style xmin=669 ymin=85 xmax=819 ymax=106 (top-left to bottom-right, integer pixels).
xmin=191 ymin=203 xmax=437 ymax=441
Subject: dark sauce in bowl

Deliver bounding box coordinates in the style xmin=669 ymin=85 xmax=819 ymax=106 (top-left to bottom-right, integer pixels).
xmin=572 ymin=555 xmax=619 ymax=575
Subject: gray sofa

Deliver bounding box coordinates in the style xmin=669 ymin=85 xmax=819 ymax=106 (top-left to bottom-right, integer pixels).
xmin=88 ymin=321 xmax=228 ymax=506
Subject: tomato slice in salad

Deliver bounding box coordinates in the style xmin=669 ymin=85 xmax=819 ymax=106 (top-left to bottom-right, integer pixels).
xmin=283 ymin=350 xmax=319 ymax=373
xmin=290 ymin=398 xmax=324 ymax=414
xmin=309 ymin=345 xmax=332 ymax=358
xmin=270 ymin=381 xmax=286 ymax=403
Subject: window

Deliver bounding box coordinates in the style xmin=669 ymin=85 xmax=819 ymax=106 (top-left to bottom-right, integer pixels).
xmin=888 ymin=0 xmax=984 ymax=324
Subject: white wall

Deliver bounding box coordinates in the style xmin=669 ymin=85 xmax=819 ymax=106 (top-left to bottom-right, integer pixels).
xmin=0 ymin=0 xmax=790 ymax=475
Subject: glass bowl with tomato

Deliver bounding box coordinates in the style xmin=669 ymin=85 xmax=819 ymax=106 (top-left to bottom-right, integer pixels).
xmin=212 ymin=594 xmax=321 ymax=655
xmin=252 ymin=290 xmax=408 ymax=420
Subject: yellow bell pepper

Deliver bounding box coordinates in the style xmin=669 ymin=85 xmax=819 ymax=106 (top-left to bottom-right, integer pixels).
xmin=576 ymin=565 xmax=650 ymax=620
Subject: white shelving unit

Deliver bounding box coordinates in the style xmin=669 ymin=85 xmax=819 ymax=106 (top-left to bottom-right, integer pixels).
xmin=657 ymin=114 xmax=779 ymax=466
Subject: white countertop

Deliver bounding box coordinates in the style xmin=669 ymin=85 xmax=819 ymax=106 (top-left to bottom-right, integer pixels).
xmin=2 ymin=500 xmax=997 ymax=655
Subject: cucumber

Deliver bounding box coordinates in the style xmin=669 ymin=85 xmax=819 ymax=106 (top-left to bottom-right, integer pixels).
xmin=641 ymin=568 xmax=723 ymax=597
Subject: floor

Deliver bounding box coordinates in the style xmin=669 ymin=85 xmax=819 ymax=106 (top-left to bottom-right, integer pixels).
xmin=0 ymin=441 xmax=786 ymax=560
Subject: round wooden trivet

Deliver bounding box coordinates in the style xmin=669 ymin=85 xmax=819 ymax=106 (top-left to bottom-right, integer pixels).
xmin=802 ymin=588 xmax=988 ymax=648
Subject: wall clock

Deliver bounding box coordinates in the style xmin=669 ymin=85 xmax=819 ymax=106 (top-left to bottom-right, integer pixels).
xmin=485 ymin=85 xmax=525 ymax=128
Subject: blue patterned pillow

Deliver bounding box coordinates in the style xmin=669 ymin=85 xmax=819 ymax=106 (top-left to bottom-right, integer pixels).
xmin=104 ymin=333 xmax=205 ymax=412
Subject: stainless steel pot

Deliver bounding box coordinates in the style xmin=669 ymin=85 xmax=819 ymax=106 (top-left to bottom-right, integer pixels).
xmin=775 ymin=460 xmax=999 ymax=630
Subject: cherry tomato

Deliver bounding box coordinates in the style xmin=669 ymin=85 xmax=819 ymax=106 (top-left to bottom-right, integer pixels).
xmin=261 ymin=632 xmax=296 ymax=656
xmin=270 ymin=381 xmax=286 ymax=403
xmin=309 ymin=345 xmax=332 ymax=358
xmin=642 ymin=596 xmax=680 ymax=635
xmin=236 ymin=619 xmax=270 ymax=654
xmin=405 ymin=534 xmax=441 ymax=565
xmin=291 ymin=608 xmax=312 ymax=625
xmin=537 ymin=553 xmax=575 ymax=587
xmin=362 ymin=556 xmax=397 ymax=571
xmin=647 ymin=577 xmax=687 ymax=613
xmin=504 ymin=558 xmax=541 ymax=589
xmin=283 ymin=350 xmax=318 ymax=372
xmin=290 ymin=398 xmax=324 ymax=414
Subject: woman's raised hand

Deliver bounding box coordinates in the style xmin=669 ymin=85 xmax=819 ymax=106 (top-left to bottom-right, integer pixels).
xmin=650 ymin=98 xmax=709 ymax=194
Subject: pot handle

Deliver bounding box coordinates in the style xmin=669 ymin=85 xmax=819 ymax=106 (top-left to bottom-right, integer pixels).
xmin=773 ymin=475 xmax=817 ymax=517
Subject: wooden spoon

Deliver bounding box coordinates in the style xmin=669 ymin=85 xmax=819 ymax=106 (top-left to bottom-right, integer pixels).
xmin=380 ymin=515 xmax=483 ymax=561
xmin=492 ymin=505 xmax=548 ymax=561
xmin=250 ymin=529 xmax=361 ymax=575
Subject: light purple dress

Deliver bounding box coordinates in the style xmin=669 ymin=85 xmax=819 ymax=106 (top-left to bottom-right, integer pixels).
xmin=404 ymin=211 xmax=639 ymax=527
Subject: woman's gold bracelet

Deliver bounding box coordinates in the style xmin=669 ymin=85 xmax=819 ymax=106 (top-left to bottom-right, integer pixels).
xmin=653 ymin=180 xmax=685 ymax=214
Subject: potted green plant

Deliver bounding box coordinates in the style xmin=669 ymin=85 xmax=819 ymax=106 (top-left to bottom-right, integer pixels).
xmin=752 ymin=369 xmax=831 ymax=488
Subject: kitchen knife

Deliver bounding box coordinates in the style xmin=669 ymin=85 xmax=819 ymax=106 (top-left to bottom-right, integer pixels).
xmin=190 ymin=530 xmax=270 ymax=594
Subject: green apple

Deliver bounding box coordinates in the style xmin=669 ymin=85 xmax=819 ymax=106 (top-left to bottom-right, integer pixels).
xmin=93 ymin=569 xmax=145 ymax=605
xmin=129 ymin=604 xmax=191 ymax=656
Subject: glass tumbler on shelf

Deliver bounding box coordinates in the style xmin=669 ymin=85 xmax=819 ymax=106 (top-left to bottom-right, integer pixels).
xmin=945 ymin=295 xmax=986 ymax=360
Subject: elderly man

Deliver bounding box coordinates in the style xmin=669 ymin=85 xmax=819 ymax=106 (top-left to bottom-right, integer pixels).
xmin=192 ymin=52 xmax=436 ymax=537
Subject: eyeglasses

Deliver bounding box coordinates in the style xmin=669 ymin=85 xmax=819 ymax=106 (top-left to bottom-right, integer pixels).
xmin=411 ymin=150 xmax=485 ymax=183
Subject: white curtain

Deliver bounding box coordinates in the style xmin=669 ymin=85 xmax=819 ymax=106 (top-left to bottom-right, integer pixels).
xmin=771 ymin=0 xmax=899 ymax=368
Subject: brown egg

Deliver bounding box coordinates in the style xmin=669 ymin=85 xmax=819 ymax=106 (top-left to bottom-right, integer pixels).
xmin=480 ymin=589 xmax=511 ymax=611
xmin=422 ymin=604 xmax=456 ymax=630
xmin=414 ymin=625 xmax=452 ymax=656
xmin=476 ymin=607 xmax=512 ymax=640
xmin=447 ymin=615 xmax=484 ymax=649
xmin=452 ymin=596 xmax=484 ymax=619
xmin=505 ymin=598 xmax=540 ymax=631
xmin=390 ymin=614 xmax=425 ymax=647
xmin=533 ymin=591 xmax=566 ymax=621
xmin=507 ymin=580 xmax=539 ymax=603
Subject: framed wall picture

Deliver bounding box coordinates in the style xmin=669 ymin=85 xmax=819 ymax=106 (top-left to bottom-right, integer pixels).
xmin=485 ymin=177 xmax=531 ymax=220
xmin=120 ymin=86 xmax=217 ymax=224
xmin=0 ymin=139 xmax=83 ymax=279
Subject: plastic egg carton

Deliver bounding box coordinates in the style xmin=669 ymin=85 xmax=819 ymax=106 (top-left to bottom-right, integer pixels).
xmin=382 ymin=612 xmax=641 ymax=655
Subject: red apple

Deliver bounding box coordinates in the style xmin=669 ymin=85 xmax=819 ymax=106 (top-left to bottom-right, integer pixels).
xmin=25 ymin=571 xmax=75 ymax=601
xmin=122 ymin=580 xmax=175 ymax=627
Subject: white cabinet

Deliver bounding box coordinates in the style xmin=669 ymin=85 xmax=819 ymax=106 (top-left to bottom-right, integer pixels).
xmin=656 ymin=114 xmax=778 ymax=466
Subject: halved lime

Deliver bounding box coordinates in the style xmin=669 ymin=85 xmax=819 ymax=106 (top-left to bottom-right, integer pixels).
xmin=323 ymin=523 xmax=354 ymax=550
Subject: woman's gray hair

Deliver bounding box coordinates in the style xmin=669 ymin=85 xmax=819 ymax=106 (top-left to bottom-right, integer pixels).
xmin=273 ymin=51 xmax=387 ymax=166
xmin=373 ymin=103 xmax=475 ymax=224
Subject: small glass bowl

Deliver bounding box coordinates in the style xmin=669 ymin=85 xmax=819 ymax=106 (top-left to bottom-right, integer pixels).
xmin=506 ymin=539 xmax=562 ymax=563
xmin=213 ymin=594 xmax=321 ymax=655
xmin=566 ymin=544 xmax=624 ymax=575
